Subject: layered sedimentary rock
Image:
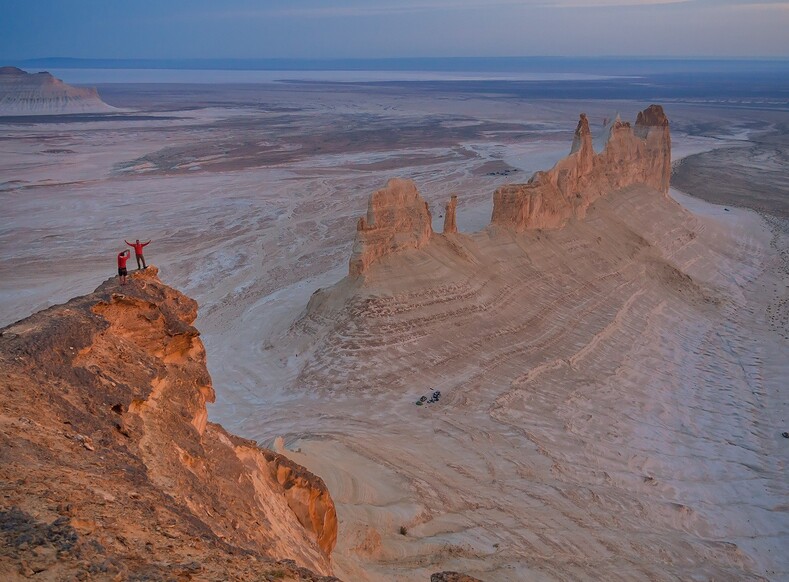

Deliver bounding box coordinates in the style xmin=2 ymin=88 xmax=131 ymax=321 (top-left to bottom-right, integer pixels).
xmin=0 ymin=66 xmax=114 ymax=115
xmin=0 ymin=268 xmax=337 ymax=580
xmin=348 ymin=105 xmax=670 ymax=275
xmin=491 ymin=105 xmax=670 ymax=231
xmin=289 ymin=104 xmax=788 ymax=580
xmin=348 ymin=178 xmax=435 ymax=276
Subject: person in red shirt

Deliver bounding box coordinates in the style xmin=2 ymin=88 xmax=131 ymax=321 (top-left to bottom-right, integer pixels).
xmin=117 ymin=250 xmax=131 ymax=285
xmin=125 ymin=239 xmax=151 ymax=270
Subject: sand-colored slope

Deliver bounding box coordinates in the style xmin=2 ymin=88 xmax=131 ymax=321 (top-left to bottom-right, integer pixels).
xmin=269 ymin=184 xmax=787 ymax=581
xmin=250 ymin=105 xmax=787 ymax=580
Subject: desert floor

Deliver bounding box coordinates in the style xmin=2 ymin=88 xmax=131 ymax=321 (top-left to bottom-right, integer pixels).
xmin=1 ymin=81 xmax=787 ymax=581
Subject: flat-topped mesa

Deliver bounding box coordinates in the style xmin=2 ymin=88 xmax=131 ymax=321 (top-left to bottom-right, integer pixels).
xmin=0 ymin=267 xmax=337 ymax=579
xmin=491 ymin=104 xmax=671 ymax=232
xmin=349 ymin=178 xmax=434 ymax=276
xmin=0 ymin=66 xmax=115 ymax=115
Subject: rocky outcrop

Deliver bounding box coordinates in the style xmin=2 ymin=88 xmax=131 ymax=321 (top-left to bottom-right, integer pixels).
xmin=0 ymin=66 xmax=114 ymax=115
xmin=635 ymin=103 xmax=671 ymax=195
xmin=443 ymin=195 xmax=459 ymax=234
xmin=349 ymin=178 xmax=434 ymax=276
xmin=0 ymin=267 xmax=338 ymax=580
xmin=491 ymin=105 xmax=671 ymax=231
xmin=256 ymin=449 xmax=338 ymax=555
xmin=348 ymin=106 xmax=670 ymax=275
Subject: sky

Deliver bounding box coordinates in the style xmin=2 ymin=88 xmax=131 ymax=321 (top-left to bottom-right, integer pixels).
xmin=1 ymin=0 xmax=788 ymax=60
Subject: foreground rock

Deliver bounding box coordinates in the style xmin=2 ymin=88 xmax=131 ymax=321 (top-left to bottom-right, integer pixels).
xmin=0 ymin=267 xmax=337 ymax=580
xmin=0 ymin=66 xmax=115 ymax=115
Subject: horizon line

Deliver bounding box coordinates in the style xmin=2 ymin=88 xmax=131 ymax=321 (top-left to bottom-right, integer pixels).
xmin=7 ymin=55 xmax=789 ymax=64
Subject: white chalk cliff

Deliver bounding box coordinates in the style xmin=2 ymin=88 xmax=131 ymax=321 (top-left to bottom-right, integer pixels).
xmin=0 ymin=66 xmax=115 ymax=115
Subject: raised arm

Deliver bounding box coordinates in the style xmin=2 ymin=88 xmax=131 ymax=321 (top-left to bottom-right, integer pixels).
xmin=125 ymin=240 xmax=133 ymax=246
xmin=142 ymin=240 xmax=151 ymax=247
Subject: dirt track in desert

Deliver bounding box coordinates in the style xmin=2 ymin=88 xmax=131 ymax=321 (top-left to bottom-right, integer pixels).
xmin=1 ymin=84 xmax=787 ymax=580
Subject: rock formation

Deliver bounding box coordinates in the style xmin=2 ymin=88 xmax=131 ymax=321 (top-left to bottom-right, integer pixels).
xmin=257 ymin=449 xmax=338 ymax=555
xmin=491 ymin=105 xmax=670 ymax=231
xmin=280 ymin=103 xmax=783 ymax=579
xmin=347 ymin=106 xmax=670 ymax=276
xmin=0 ymin=66 xmax=114 ymax=115
xmin=443 ymin=195 xmax=459 ymax=234
xmin=348 ymin=178 xmax=435 ymax=276
xmin=0 ymin=268 xmax=338 ymax=580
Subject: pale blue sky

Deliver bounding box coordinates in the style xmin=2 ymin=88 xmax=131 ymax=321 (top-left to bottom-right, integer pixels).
xmin=1 ymin=0 xmax=788 ymax=59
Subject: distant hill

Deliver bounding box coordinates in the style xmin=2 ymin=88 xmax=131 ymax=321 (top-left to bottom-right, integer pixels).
xmin=0 ymin=66 xmax=115 ymax=115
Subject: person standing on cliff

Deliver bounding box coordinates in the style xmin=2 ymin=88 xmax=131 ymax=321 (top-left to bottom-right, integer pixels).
xmin=125 ymin=238 xmax=151 ymax=270
xmin=117 ymin=250 xmax=130 ymax=285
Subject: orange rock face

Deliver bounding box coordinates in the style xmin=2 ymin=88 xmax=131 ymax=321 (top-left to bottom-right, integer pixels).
xmin=259 ymin=450 xmax=339 ymax=555
xmin=0 ymin=267 xmax=338 ymax=581
xmin=349 ymin=178 xmax=434 ymax=276
xmin=491 ymin=105 xmax=671 ymax=231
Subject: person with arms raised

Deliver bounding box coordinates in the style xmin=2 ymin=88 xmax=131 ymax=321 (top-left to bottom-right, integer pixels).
xmin=125 ymin=238 xmax=151 ymax=270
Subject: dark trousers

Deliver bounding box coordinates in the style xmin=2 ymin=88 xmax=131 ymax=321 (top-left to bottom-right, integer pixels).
xmin=136 ymin=254 xmax=146 ymax=269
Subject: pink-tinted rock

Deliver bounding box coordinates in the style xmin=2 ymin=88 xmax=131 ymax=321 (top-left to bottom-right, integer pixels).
xmin=349 ymin=178 xmax=434 ymax=276
xmin=491 ymin=105 xmax=671 ymax=231
xmin=348 ymin=105 xmax=672 ymax=272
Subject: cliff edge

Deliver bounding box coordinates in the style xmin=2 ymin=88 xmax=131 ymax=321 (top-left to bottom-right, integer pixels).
xmin=0 ymin=66 xmax=115 ymax=115
xmin=0 ymin=267 xmax=338 ymax=581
